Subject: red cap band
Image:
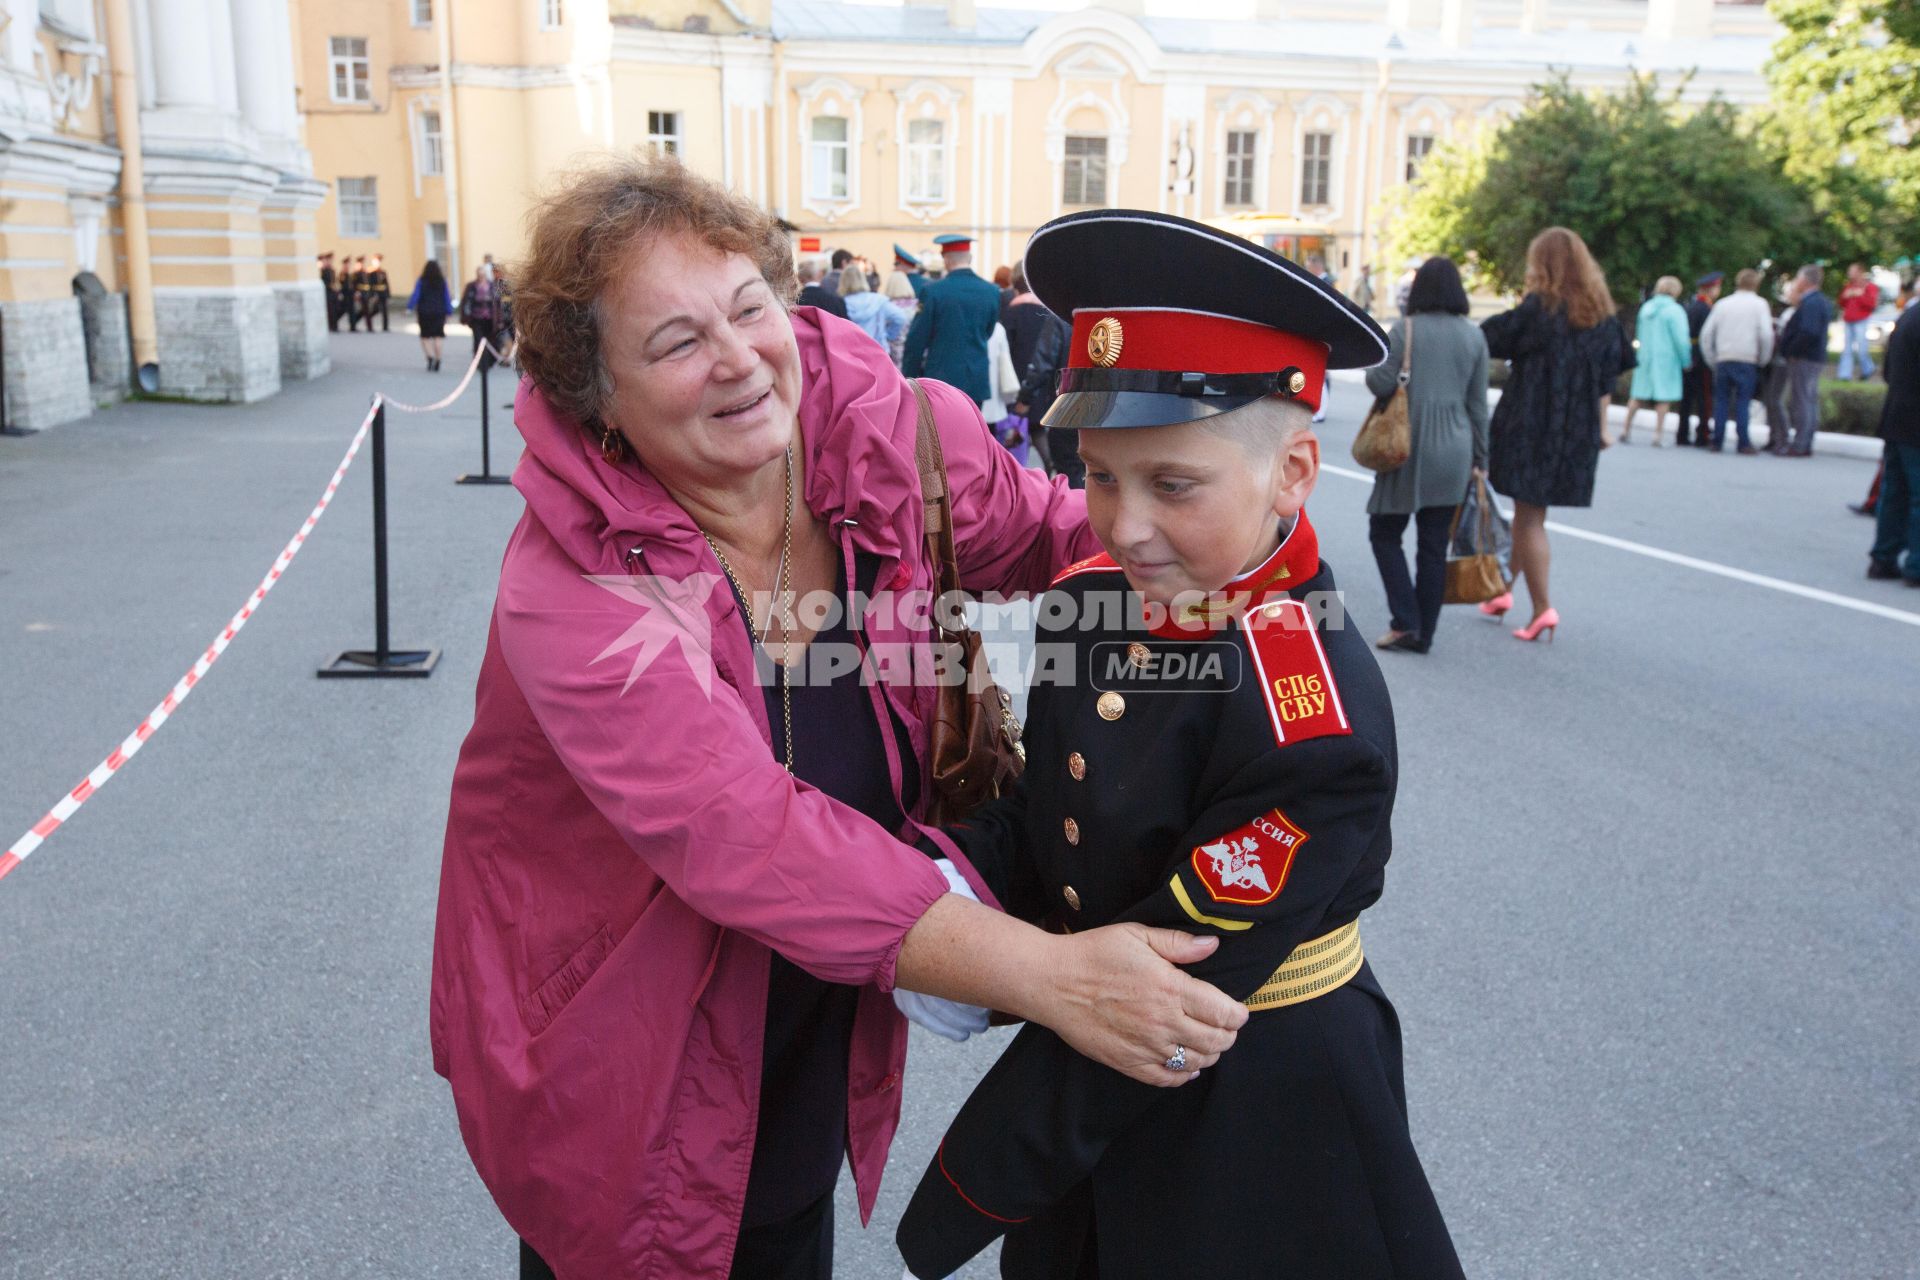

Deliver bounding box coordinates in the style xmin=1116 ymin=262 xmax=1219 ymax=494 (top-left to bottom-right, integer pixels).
xmin=1069 ymin=309 xmax=1328 ymax=405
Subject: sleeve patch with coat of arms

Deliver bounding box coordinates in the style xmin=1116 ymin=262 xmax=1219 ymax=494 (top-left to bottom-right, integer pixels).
xmin=1191 ymin=808 xmax=1310 ymax=906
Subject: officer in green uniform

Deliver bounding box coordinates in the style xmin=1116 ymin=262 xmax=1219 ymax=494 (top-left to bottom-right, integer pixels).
xmin=902 ymin=233 xmax=1001 ymax=403
xmin=896 ymin=210 xmax=1464 ymax=1280
xmin=895 ymin=243 xmax=931 ymax=300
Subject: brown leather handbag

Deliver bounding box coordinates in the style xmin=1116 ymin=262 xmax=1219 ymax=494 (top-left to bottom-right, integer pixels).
xmin=1352 ymin=315 xmax=1413 ymax=472
xmin=910 ymin=381 xmax=1027 ymax=824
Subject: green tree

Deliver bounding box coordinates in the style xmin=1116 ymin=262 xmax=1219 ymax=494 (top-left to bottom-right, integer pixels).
xmin=1761 ymin=0 xmax=1920 ymax=262
xmin=1384 ymin=74 xmax=1824 ymax=306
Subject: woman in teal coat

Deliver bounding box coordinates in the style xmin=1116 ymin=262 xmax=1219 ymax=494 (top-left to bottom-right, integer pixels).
xmin=1624 ymin=276 xmax=1692 ymax=445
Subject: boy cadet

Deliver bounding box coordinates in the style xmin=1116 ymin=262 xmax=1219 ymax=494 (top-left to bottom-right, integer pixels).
xmin=895 ymin=211 xmax=1463 ymax=1279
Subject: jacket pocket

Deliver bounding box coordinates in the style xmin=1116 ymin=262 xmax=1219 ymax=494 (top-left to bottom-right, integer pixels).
xmin=521 ymin=925 xmax=615 ymax=1036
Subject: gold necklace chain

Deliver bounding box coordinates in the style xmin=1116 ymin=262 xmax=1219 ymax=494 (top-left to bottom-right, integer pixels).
xmin=701 ymin=445 xmax=796 ymax=773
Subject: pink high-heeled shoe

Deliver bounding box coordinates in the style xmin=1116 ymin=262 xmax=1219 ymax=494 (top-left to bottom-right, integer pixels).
xmin=1479 ymin=592 xmax=1513 ymax=619
xmin=1513 ymin=608 xmax=1560 ymax=643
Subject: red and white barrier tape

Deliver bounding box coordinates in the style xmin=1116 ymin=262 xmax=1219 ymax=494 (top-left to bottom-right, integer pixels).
xmin=2 ymin=338 xmax=525 ymax=885
xmin=2 ymin=394 xmax=395 ymax=884
xmin=377 ymin=336 xmax=514 ymax=415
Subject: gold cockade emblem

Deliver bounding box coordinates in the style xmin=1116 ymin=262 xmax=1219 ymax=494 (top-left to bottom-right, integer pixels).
xmin=1087 ymin=316 xmax=1124 ymax=367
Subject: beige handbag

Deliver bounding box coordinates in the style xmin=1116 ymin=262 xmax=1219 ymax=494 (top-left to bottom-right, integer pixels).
xmin=1352 ymin=316 xmax=1412 ymax=473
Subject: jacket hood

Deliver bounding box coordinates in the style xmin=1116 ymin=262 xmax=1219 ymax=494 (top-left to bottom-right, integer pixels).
xmin=511 ymin=307 xmax=924 ymax=578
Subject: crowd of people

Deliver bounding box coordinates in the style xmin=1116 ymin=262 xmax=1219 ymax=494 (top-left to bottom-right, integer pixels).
xmin=792 ymin=238 xmax=1081 ymax=486
xmin=316 ymin=251 xmax=515 ymax=374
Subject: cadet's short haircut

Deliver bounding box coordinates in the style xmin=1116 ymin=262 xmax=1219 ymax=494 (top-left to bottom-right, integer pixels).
xmin=1200 ymin=394 xmax=1312 ymax=462
xmin=514 ymin=152 xmax=795 ymax=438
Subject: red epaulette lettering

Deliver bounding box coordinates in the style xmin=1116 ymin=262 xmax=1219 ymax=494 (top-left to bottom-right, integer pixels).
xmin=1243 ymin=599 xmax=1350 ymax=747
xmin=1050 ymin=551 xmax=1120 ymax=587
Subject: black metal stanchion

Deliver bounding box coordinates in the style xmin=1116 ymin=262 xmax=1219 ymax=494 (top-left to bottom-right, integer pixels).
xmin=319 ymin=399 xmax=440 ymax=678
xmin=456 ymin=357 xmax=512 ymax=485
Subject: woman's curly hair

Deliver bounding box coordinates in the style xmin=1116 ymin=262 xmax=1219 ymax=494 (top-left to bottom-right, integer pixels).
xmin=512 ymin=153 xmax=797 ymax=436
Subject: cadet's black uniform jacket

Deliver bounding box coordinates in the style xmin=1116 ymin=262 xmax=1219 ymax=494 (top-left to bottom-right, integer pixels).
xmin=898 ymin=512 xmax=1462 ymax=1280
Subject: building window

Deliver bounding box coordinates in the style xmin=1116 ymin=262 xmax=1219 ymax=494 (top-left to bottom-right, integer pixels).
xmin=337 ymin=177 xmax=379 ymax=238
xmin=411 ymin=0 xmax=432 ymax=26
xmin=1062 ymin=135 xmax=1107 ymax=206
xmin=1405 ymin=133 xmax=1435 ymax=183
xmin=906 ymin=118 xmax=946 ymax=203
xmin=329 ymin=37 xmax=370 ymax=104
xmin=426 ymin=221 xmax=455 ymax=288
xmin=540 ymin=0 xmax=563 ymax=30
xmin=809 ymin=115 xmax=850 ymax=201
xmin=418 ymin=111 xmax=444 ymax=177
xmin=647 ymin=111 xmax=681 ymax=156
xmin=1223 ymin=129 xmax=1257 ymax=207
xmin=1301 ymin=131 xmax=1332 ymax=206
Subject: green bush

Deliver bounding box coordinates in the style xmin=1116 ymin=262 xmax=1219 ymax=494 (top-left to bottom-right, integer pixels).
xmin=1818 ymin=380 xmax=1887 ymax=436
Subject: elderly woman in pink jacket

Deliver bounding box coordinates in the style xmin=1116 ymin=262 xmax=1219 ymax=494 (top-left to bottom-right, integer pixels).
xmin=429 ymin=156 xmax=1247 ymax=1280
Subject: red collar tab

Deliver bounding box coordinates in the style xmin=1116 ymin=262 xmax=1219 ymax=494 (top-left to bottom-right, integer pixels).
xmin=1144 ymin=511 xmax=1322 ymax=640
xmin=1069 ymin=308 xmax=1329 ymax=394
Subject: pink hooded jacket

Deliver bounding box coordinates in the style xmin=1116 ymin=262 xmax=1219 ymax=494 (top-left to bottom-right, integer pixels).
xmin=430 ymin=309 xmax=1096 ymax=1278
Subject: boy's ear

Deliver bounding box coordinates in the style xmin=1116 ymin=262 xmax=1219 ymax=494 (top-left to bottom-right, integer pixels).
xmin=1270 ymin=429 xmax=1320 ymax=520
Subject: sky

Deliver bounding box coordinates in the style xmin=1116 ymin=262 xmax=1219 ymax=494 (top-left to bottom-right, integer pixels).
xmin=836 ymin=0 xmax=1263 ymax=16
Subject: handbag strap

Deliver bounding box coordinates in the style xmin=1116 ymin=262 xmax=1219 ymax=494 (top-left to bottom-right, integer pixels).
xmin=910 ymin=380 xmax=965 ymax=635
xmin=1397 ymin=315 xmax=1413 ymax=388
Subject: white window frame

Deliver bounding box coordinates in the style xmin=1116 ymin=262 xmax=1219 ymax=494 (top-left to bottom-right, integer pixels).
xmin=808 ymin=114 xmax=851 ymax=203
xmin=539 ymin=0 xmax=563 ymax=31
xmin=1062 ymin=135 xmax=1108 ymax=207
xmin=329 ymin=37 xmax=370 ymax=105
xmin=797 ymin=78 xmax=863 ymax=221
xmin=1405 ymin=133 xmax=1435 ymax=183
xmin=417 ymin=110 xmax=444 ymax=178
xmin=410 ymin=0 xmax=432 ymax=28
xmin=425 ymin=222 xmax=455 ymax=291
xmin=647 ymin=110 xmax=681 ymax=156
xmin=337 ymin=177 xmax=379 ymax=239
xmin=1223 ymin=129 xmax=1258 ymax=207
xmin=1300 ymin=131 xmax=1332 ymax=208
xmin=905 ymin=118 xmax=947 ymax=204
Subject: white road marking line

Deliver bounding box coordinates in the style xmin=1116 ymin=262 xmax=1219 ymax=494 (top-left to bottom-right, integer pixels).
xmin=1318 ymin=461 xmax=1920 ymax=630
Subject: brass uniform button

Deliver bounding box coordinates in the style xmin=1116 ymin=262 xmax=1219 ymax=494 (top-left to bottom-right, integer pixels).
xmin=1067 ymin=752 xmax=1087 ymax=781
xmin=1287 ymin=369 xmax=1307 ymax=395
xmin=1127 ymin=642 xmax=1151 ymax=669
xmin=1096 ymin=691 xmax=1126 ymax=721
xmin=1063 ymin=817 xmax=1081 ymax=845
xmin=1063 ymin=884 xmax=1082 ymax=911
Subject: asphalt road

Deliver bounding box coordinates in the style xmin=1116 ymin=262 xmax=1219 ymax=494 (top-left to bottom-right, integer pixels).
xmin=2 ymin=334 xmax=1914 ymax=1279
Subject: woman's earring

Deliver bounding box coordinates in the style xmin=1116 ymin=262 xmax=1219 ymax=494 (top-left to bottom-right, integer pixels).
xmin=600 ymin=423 xmax=625 ymax=463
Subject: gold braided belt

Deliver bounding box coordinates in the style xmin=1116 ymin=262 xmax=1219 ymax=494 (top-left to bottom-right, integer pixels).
xmin=1245 ymin=919 xmax=1364 ymax=1012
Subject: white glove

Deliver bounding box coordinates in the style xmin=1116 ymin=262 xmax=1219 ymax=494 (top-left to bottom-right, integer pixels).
xmin=892 ymin=860 xmax=992 ymax=1043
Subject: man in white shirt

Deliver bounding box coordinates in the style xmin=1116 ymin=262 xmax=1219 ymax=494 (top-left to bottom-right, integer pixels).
xmin=1698 ymin=267 xmax=1776 ymax=454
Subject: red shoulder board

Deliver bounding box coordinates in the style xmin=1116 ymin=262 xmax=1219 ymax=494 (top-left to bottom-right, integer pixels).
xmin=1050 ymin=551 xmax=1120 ymax=587
xmin=1243 ymin=599 xmax=1350 ymax=747
xmin=1191 ymin=807 xmax=1309 ymax=905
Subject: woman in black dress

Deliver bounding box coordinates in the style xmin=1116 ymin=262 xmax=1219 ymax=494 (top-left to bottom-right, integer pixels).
xmin=407 ymin=258 xmax=453 ymax=370
xmin=1480 ymin=227 xmax=1625 ymax=641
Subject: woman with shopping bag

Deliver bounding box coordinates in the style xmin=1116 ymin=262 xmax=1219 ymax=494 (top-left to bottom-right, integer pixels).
xmin=1362 ymin=256 xmax=1490 ymax=654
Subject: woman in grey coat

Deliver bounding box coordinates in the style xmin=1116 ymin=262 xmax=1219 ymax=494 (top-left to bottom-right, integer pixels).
xmin=1364 ymin=256 xmax=1490 ymax=654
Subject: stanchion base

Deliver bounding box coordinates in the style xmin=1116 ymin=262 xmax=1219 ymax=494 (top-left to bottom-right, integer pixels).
xmin=455 ymin=473 xmax=513 ymax=485
xmin=317 ymin=647 xmax=441 ymax=679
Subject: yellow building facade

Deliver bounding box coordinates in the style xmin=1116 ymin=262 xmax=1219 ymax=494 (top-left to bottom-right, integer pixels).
xmin=0 ymin=0 xmax=327 ymax=429
xmin=304 ymin=0 xmax=1776 ymax=304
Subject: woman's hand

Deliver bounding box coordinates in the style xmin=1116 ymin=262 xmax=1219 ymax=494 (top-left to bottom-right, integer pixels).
xmin=1031 ymin=924 xmax=1249 ymax=1086
xmin=895 ymin=896 xmax=1246 ymax=1085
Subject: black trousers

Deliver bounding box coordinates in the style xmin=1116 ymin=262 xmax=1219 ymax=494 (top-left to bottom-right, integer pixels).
xmin=519 ymin=1191 xmax=834 ymax=1280
xmin=1677 ymin=361 xmax=1714 ymax=442
xmin=1369 ymin=505 xmax=1454 ymax=644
